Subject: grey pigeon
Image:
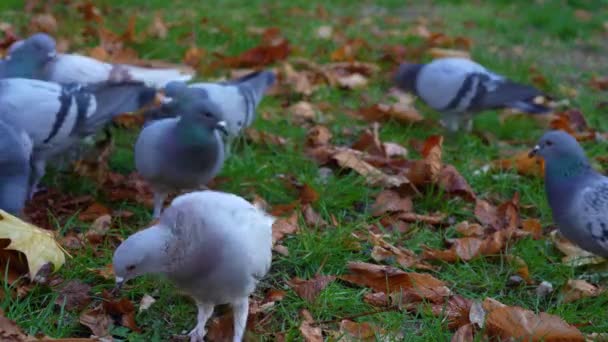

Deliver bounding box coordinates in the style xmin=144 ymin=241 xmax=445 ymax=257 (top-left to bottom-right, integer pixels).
xmin=4 ymin=33 xmax=193 ymax=88
xmin=0 ymin=120 xmax=33 ymax=216
xmin=395 ymin=57 xmax=550 ymax=132
xmin=0 ymin=78 xmax=156 ymax=197
xmin=160 ymin=70 xmax=276 ymax=139
xmin=134 ymin=87 xmax=227 ymax=218
xmin=113 ymin=190 xmax=273 ymax=342
xmin=530 ymin=130 xmax=608 ymax=257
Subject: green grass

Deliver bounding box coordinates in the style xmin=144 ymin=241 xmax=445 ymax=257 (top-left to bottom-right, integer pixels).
xmin=2 ymin=0 xmax=608 ymax=340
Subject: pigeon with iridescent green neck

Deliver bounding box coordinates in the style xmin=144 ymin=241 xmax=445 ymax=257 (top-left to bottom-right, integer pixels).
xmin=135 ymin=86 xmax=227 ymax=218
xmin=530 ymin=130 xmax=608 ymax=257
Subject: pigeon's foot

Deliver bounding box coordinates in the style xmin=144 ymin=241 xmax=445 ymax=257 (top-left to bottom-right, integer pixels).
xmin=188 ymin=324 xmax=205 ymax=342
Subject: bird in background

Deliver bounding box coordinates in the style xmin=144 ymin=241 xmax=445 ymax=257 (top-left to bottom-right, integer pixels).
xmin=0 ymin=77 xmax=156 ymax=198
xmin=395 ymin=57 xmax=551 ymax=133
xmin=154 ymin=70 xmax=276 ymax=156
xmin=530 ymin=130 xmax=608 ymax=257
xmin=2 ymin=33 xmax=193 ymax=88
xmin=135 ymin=83 xmax=227 ymax=218
xmin=113 ymin=191 xmax=273 ymax=342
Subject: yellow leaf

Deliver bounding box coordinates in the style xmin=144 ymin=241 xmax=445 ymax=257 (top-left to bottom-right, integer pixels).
xmin=0 ymin=210 xmax=67 ymax=279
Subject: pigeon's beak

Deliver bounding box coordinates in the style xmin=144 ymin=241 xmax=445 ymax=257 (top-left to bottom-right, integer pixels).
xmin=47 ymin=51 xmax=57 ymax=59
xmin=112 ymin=276 xmax=125 ymax=294
xmin=529 ymin=145 xmax=540 ymax=158
xmin=216 ymin=121 xmax=229 ymax=136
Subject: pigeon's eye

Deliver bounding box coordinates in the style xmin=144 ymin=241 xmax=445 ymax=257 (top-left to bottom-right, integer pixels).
xmin=545 ymin=140 xmax=553 ymax=146
xmin=202 ymin=112 xmax=212 ymax=118
xmin=126 ymin=265 xmax=136 ymax=271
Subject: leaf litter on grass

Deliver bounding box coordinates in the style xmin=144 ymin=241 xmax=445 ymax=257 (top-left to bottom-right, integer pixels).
xmin=2 ymin=1 xmax=608 ymax=341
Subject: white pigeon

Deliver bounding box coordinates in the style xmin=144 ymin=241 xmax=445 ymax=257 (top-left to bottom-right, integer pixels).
xmin=394 ymin=57 xmax=550 ymax=132
xmin=113 ymin=191 xmax=274 ymax=342
xmin=3 ymin=33 xmax=193 ymax=88
xmin=0 ymin=78 xmax=155 ymax=197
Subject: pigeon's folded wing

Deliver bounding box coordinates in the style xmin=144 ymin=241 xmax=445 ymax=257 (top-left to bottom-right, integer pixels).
xmin=576 ymin=181 xmax=608 ymax=253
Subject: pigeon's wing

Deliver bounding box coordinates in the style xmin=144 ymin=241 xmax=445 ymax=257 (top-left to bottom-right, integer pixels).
xmin=416 ymin=58 xmax=488 ymax=111
xmin=0 ymin=78 xmax=76 ymax=146
xmin=0 ymin=120 xmax=32 ymax=215
xmin=79 ymin=81 xmax=156 ymax=135
xmin=165 ymin=192 xmax=273 ymax=279
xmin=134 ymin=118 xmax=178 ymax=184
xmin=45 ymin=54 xmax=114 ymax=84
xmin=472 ymin=76 xmax=549 ymax=114
xmin=574 ymin=180 xmax=608 ymax=254
xmin=117 ymin=64 xmax=194 ymax=89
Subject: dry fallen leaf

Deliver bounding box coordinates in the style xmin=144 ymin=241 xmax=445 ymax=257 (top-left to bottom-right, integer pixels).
xmin=451 ymin=323 xmax=475 ymax=342
xmin=102 ymin=291 xmax=140 ymax=332
xmin=339 ymin=320 xmax=383 ymax=341
xmin=370 ymin=190 xmax=413 ymax=216
xmin=561 ymin=279 xmax=602 ymax=303
xmin=139 ymin=294 xmax=157 ymax=312
xmin=148 ymin=11 xmax=168 ymax=39
xmin=339 ymin=262 xmax=450 ymax=303
xmin=299 ymin=309 xmax=323 ymax=342
xmin=55 ymin=280 xmax=92 ymax=311
xmin=484 ymin=302 xmax=584 ymax=341
xmin=428 ymin=48 xmax=471 ymax=59
xmin=79 ymin=306 xmax=111 ymax=338
xmin=272 ymin=212 xmax=299 ymax=245
xmin=333 ymin=149 xmax=410 ymax=188
xmin=549 ymin=230 xmax=606 ymax=266
xmin=183 ymin=45 xmax=205 ymax=68
xmin=370 ymin=233 xmax=436 ymax=270
xmin=358 ymin=89 xmax=423 ymax=124
xmin=492 ymin=151 xmax=545 ymax=177
xmin=29 ymin=13 xmax=57 ymax=33
xmin=288 ymin=274 xmax=336 ymax=302
xmin=0 ymin=210 xmax=66 ymax=279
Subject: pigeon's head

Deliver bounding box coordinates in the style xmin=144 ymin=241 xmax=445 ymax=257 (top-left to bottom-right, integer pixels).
xmin=112 ymin=226 xmax=170 ymax=288
xmin=8 ymin=33 xmax=56 ymax=63
xmin=180 ymin=97 xmax=228 ymax=136
xmin=529 ymin=130 xmax=588 ymax=166
xmin=394 ymin=62 xmax=423 ymax=93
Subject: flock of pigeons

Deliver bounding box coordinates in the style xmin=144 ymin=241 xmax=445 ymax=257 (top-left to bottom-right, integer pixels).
xmin=1 ymin=32 xmax=607 ymax=341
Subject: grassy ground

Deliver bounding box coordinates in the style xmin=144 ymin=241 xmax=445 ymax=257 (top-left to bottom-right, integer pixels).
xmin=1 ymin=0 xmax=608 ymax=340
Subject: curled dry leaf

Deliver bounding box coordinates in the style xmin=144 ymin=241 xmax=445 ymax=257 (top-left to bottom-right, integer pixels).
xmin=138 ymin=294 xmax=157 ymax=312
xmin=79 ymin=306 xmax=111 ymax=338
xmin=339 ymin=262 xmax=450 ymax=303
xmin=423 ymin=229 xmax=530 ymax=263
xmin=340 ymin=320 xmax=383 ymax=341
xmin=29 ymin=13 xmax=57 ymax=33
xmin=561 ymin=279 xmax=603 ymax=303
xmin=451 ymin=323 xmax=474 ymax=342
xmin=371 ymin=190 xmax=413 ymax=216
xmin=272 ymin=212 xmax=299 ymax=245
xmin=370 ymin=233 xmax=436 ymax=270
xmin=288 ymin=274 xmax=336 ymax=302
xmin=55 ymin=280 xmax=92 ymax=311
xmin=333 ymin=149 xmax=410 ymax=188
xmin=306 ymin=125 xmax=332 ymax=147
xmin=484 ymin=303 xmax=584 ymax=341
xmin=78 ymin=202 xmax=111 ymax=222
xmin=397 ymin=212 xmax=446 ymax=226
xmin=102 ymin=290 xmax=140 ymax=332
xmin=455 ymin=221 xmax=485 ymax=237
xmin=439 ymin=164 xmax=476 ymax=201
xmin=427 ymin=48 xmax=470 ymax=59
xmin=289 ymin=101 xmax=317 ymax=124
xmin=183 ymin=45 xmax=205 ymax=68
xmin=589 ymin=75 xmax=608 ymax=91
xmin=148 ymin=11 xmax=168 ymax=39
xmin=521 ymin=218 xmax=543 ymax=239
xmin=299 ymin=309 xmax=323 ymax=342
xmin=549 ymin=230 xmax=606 ymax=266
xmin=492 ymin=151 xmax=545 ymax=177
xmin=217 ymin=33 xmax=290 ymax=68
xmin=84 ymin=214 xmax=112 ymax=245
xmin=358 ymin=89 xmax=423 ymax=124
xmin=429 ymin=295 xmax=473 ymax=329
xmin=245 ymin=128 xmax=289 ymax=147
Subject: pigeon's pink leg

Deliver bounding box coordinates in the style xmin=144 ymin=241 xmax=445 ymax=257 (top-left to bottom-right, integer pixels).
xmin=231 ymin=297 xmax=249 ymax=342
xmin=189 ymin=302 xmax=214 ymax=342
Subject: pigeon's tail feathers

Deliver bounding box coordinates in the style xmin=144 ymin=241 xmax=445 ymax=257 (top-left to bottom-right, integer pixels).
xmin=479 ymin=80 xmax=547 ymax=112
xmin=229 ymin=70 xmax=276 ymax=101
xmin=507 ymin=100 xmax=552 ymax=114
xmin=120 ymin=65 xmax=194 ymax=89
xmin=81 ymin=81 xmax=157 ymax=134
